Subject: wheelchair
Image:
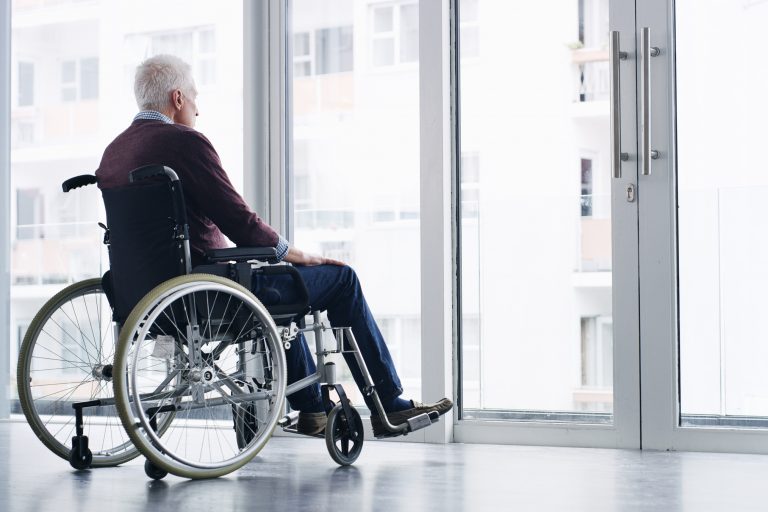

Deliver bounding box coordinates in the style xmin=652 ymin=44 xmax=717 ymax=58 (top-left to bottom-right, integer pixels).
xmin=16 ymin=164 xmax=440 ymax=479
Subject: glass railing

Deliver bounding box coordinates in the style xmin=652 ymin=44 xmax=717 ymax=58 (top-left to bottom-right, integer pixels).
xmin=679 ymin=185 xmax=768 ymax=421
xmin=572 ymin=48 xmax=610 ymax=103
xmin=577 ymin=194 xmax=612 ymax=272
xmin=11 ymin=221 xmax=106 ymax=286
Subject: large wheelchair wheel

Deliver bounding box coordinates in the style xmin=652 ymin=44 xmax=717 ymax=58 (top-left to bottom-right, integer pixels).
xmin=113 ymin=274 xmax=287 ymax=479
xmin=16 ymin=278 xmax=140 ymax=467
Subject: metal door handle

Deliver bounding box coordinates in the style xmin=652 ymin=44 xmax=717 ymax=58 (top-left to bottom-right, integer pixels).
xmin=641 ymin=27 xmax=660 ymax=176
xmin=610 ymin=31 xmax=628 ymax=178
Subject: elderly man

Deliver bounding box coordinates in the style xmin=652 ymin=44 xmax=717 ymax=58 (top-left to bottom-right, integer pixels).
xmin=96 ymin=54 xmax=451 ymax=437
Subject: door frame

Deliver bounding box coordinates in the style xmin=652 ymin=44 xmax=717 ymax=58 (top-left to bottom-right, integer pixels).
xmin=638 ymin=0 xmax=768 ymax=454
xmin=452 ymin=0 xmax=641 ymax=449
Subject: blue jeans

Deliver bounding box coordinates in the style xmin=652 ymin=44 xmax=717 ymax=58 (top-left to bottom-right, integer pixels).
xmin=251 ymin=264 xmax=403 ymax=412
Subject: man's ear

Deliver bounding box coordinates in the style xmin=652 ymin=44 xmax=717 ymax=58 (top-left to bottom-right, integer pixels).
xmin=172 ymin=89 xmax=183 ymax=110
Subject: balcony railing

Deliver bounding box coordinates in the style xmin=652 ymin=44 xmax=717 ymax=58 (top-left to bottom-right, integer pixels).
xmin=12 ymin=221 xmax=105 ymax=286
xmin=572 ymin=47 xmax=609 ymax=103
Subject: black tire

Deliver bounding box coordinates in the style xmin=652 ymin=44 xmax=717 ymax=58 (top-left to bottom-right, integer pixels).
xmin=69 ymin=443 xmax=93 ymax=470
xmin=325 ymin=404 xmax=364 ymax=466
xmin=145 ymin=459 xmax=168 ymax=480
xmin=17 ymin=279 xmax=139 ymax=467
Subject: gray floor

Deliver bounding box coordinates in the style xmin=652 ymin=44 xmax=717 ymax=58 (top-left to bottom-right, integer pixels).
xmin=2 ymin=420 xmax=767 ymax=512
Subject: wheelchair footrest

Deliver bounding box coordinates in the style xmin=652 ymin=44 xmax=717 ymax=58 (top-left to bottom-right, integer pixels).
xmin=281 ymin=424 xmax=325 ymax=439
xmin=405 ymin=411 xmax=440 ymax=433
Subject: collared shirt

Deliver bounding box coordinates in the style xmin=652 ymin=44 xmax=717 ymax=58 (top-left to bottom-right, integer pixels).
xmin=111 ymin=110 xmax=289 ymax=261
xmin=134 ymin=110 xmax=174 ymax=124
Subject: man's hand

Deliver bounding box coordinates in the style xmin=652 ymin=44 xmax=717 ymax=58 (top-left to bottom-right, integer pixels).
xmin=284 ymin=246 xmax=345 ymax=267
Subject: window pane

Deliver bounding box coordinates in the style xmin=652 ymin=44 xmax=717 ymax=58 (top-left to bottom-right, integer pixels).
xmin=294 ymin=61 xmax=311 ymax=78
xmin=459 ymin=1 xmax=613 ymax=419
xmin=373 ymin=6 xmax=393 ymax=33
xmin=80 ymin=57 xmax=99 ymax=100
xmin=372 ymin=38 xmax=394 ymax=67
xmin=294 ymin=32 xmax=310 ymax=57
xmin=292 ymin=0 xmax=421 ymax=405
xmin=61 ymin=60 xmax=75 ymax=82
xmin=315 ymin=26 xmax=353 ymax=74
xmin=676 ymin=0 xmax=768 ymax=424
xmin=9 ymin=0 xmax=244 ymax=411
xmin=18 ymin=62 xmax=34 ymax=106
xmin=198 ymin=28 xmax=215 ymax=53
xmin=399 ymin=4 xmax=418 ymax=63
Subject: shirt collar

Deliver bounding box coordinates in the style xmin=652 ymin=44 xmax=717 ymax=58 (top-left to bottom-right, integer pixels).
xmin=134 ymin=110 xmax=173 ymax=124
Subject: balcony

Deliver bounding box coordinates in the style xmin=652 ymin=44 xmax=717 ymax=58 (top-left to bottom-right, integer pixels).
xmin=571 ymin=47 xmax=609 ymax=118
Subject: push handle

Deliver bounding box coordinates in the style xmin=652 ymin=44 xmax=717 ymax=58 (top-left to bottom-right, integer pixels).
xmin=128 ymin=164 xmax=179 ymax=183
xmin=641 ymin=27 xmax=660 ymax=176
xmin=62 ymin=174 xmax=97 ymax=192
xmin=610 ymin=31 xmax=628 ymax=179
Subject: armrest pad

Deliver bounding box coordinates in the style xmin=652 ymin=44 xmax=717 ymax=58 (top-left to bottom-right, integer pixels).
xmin=204 ymin=246 xmax=278 ymax=263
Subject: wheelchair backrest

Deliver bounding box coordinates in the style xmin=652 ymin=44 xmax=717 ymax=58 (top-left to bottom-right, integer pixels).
xmin=102 ymin=181 xmax=185 ymax=323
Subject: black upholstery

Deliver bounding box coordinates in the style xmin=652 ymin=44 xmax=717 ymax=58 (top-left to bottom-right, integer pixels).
xmin=99 ymin=168 xmax=310 ymax=325
xmin=102 ymin=182 xmax=184 ymax=322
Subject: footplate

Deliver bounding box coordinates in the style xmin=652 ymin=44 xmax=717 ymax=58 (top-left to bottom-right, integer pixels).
xmin=406 ymin=411 xmax=440 ymax=433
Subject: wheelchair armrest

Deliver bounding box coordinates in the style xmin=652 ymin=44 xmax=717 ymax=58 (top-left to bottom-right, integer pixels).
xmin=204 ymin=247 xmax=278 ymax=264
xmin=254 ymin=265 xmax=310 ymax=317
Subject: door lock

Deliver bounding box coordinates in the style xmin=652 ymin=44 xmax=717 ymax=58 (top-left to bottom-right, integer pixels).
xmin=626 ymin=183 xmax=636 ymax=203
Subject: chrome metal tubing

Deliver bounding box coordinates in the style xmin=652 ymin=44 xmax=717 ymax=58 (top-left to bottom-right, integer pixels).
xmin=370 ymin=389 xmax=408 ymax=434
xmin=174 ymin=390 xmax=274 ymax=411
xmin=285 ymin=373 xmax=322 ymax=397
xmin=342 ymin=328 xmax=407 ymax=434
xmin=342 ymin=328 xmax=375 ymax=387
xmin=610 ymin=31 xmax=628 ymax=178
xmin=641 ymin=27 xmax=660 ymax=176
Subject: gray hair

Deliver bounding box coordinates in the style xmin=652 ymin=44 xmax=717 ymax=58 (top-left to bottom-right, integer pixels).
xmin=134 ymin=54 xmax=196 ymax=111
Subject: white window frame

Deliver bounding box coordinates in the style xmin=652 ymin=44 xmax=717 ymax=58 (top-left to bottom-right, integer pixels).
xmin=1 ymin=0 xmax=10 ymax=419
xmin=252 ymin=0 xmax=641 ymax=448
xmin=451 ymin=0 xmax=641 ymax=448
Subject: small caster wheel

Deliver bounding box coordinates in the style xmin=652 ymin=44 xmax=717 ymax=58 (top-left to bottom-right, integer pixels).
xmin=69 ymin=436 xmax=92 ymax=470
xmin=325 ymin=403 xmax=364 ymax=466
xmin=145 ymin=459 xmax=168 ymax=480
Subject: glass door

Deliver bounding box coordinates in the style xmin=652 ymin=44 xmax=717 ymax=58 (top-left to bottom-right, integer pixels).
xmin=639 ymin=0 xmax=768 ymax=452
xmin=455 ymin=0 xmax=640 ymax=448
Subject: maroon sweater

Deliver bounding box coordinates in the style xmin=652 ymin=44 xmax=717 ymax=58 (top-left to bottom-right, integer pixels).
xmin=96 ymin=119 xmax=279 ymax=260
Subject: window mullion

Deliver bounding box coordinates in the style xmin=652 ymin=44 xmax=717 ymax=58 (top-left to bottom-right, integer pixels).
xmin=419 ymin=0 xmax=453 ymax=443
xmin=0 ymin=0 xmax=10 ymax=419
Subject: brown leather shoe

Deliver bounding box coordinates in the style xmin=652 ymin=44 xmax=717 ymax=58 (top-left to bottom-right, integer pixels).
xmin=370 ymin=398 xmax=453 ymax=438
xmin=297 ymin=411 xmax=327 ymax=436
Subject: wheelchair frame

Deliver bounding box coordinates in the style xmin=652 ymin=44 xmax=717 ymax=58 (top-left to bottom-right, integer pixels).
xmin=17 ymin=165 xmax=438 ymax=480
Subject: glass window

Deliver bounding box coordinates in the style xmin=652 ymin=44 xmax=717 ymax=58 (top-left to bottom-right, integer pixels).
xmin=17 ymin=61 xmax=34 ymax=107
xmin=9 ymin=0 xmax=244 ymax=409
xmin=293 ymin=32 xmax=312 ymax=77
xmin=459 ymin=0 xmax=479 ymax=59
xmin=372 ymin=38 xmax=395 ymax=67
xmin=676 ymin=0 xmax=768 ymax=424
xmin=373 ymin=6 xmax=393 ymax=33
xmin=291 ymin=0 xmax=421 ymax=404
xmin=371 ymin=3 xmax=418 ymax=68
xmin=581 ymin=157 xmax=593 ymax=217
xmin=459 ymin=0 xmax=613 ymax=420
xmin=80 ymin=57 xmax=99 ymax=100
xmin=61 ymin=60 xmax=77 ymax=102
xmin=399 ymin=4 xmax=418 ymax=63
xmin=16 ymin=188 xmax=44 ymax=240
xmin=315 ymin=26 xmax=353 ymax=75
